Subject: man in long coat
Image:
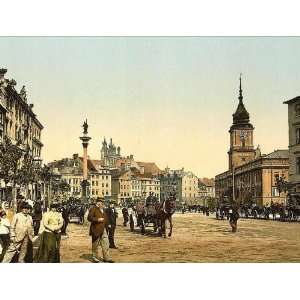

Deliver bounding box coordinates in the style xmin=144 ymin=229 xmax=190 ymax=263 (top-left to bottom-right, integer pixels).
xmin=105 ymin=201 xmax=118 ymax=249
xmin=87 ymin=198 xmax=113 ymax=263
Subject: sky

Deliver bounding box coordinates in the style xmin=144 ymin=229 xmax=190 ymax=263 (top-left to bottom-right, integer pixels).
xmin=0 ymin=37 xmax=299 ymax=178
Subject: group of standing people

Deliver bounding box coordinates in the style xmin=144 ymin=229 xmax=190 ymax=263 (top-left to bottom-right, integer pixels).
xmin=0 ymin=201 xmax=66 ymax=263
xmin=0 ymin=197 xmax=119 ymax=263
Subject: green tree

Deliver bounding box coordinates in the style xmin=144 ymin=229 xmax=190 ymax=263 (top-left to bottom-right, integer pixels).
xmin=52 ymin=179 xmax=70 ymax=202
xmin=0 ymin=137 xmax=23 ymax=202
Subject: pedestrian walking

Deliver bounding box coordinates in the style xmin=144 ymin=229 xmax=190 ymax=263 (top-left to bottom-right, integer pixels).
xmin=32 ymin=202 xmax=43 ymax=236
xmin=35 ymin=203 xmax=64 ymax=263
xmin=87 ymin=197 xmax=113 ymax=263
xmin=229 ymin=204 xmax=239 ymax=233
xmin=0 ymin=210 xmax=10 ymax=262
xmin=122 ymin=207 xmax=129 ymax=226
xmin=61 ymin=204 xmax=69 ymax=235
xmin=2 ymin=202 xmax=34 ymax=263
xmin=105 ymin=201 xmax=118 ymax=249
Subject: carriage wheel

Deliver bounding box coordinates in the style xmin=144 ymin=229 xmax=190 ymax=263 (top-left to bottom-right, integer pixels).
xmin=129 ymin=215 xmax=134 ymax=232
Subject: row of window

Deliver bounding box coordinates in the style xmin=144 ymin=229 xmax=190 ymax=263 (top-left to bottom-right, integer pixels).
xmin=92 ymin=174 xmax=110 ymax=179
xmin=92 ymin=181 xmax=109 ymax=187
xmin=72 ymin=187 xmax=81 ymax=193
xmin=68 ymin=178 xmax=81 ymax=185
xmin=91 ymin=190 xmax=109 ymax=196
xmin=120 ymin=185 xmax=130 ymax=190
xmin=141 ymin=186 xmax=159 ymax=191
xmin=68 ymin=178 xmax=111 ymax=185
xmin=120 ymin=192 xmax=130 ymax=197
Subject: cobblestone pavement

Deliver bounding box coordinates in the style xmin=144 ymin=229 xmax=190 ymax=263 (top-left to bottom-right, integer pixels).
xmin=60 ymin=212 xmax=300 ymax=263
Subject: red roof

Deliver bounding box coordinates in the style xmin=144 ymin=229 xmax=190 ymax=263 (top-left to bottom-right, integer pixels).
xmin=199 ymin=178 xmax=215 ymax=187
xmin=136 ymin=162 xmax=162 ymax=175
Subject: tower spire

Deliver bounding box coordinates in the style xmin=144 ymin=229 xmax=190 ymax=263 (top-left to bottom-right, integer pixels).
xmin=239 ymin=73 xmax=243 ymax=103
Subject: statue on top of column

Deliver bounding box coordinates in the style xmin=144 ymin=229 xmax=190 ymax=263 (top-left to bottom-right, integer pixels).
xmin=82 ymin=119 xmax=88 ymax=134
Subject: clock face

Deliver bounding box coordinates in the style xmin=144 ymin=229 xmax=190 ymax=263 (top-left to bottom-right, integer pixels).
xmin=240 ymin=130 xmax=247 ymax=139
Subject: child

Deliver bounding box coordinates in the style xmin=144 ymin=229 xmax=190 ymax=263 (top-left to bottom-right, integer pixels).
xmin=0 ymin=211 xmax=11 ymax=261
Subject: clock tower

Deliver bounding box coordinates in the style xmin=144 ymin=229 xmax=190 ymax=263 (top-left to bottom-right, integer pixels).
xmin=228 ymin=75 xmax=255 ymax=171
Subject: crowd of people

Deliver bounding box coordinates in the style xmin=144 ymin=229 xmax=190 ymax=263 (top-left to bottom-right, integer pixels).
xmin=0 ymin=197 xmax=119 ymax=263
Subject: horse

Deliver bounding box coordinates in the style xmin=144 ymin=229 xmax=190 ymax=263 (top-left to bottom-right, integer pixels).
xmin=155 ymin=196 xmax=176 ymax=238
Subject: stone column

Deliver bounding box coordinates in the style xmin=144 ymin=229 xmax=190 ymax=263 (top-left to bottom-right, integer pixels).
xmin=80 ymin=120 xmax=91 ymax=200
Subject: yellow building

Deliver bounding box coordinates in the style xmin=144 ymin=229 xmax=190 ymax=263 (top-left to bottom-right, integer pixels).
xmin=111 ymin=169 xmax=132 ymax=205
xmin=160 ymin=168 xmax=199 ymax=205
xmin=215 ymin=77 xmax=289 ymax=206
xmin=48 ymin=155 xmax=112 ymax=200
xmin=90 ymin=168 xmax=111 ymax=198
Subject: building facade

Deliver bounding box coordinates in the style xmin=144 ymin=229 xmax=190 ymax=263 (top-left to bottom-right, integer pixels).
xmin=0 ymin=68 xmax=44 ymax=201
xmin=111 ymin=169 xmax=132 ymax=204
xmin=0 ymin=68 xmax=43 ymax=156
xmin=48 ymin=154 xmax=111 ymax=200
xmin=216 ymin=150 xmax=289 ymax=205
xmin=284 ymin=96 xmax=300 ymax=196
xmin=198 ymin=178 xmax=215 ymax=205
xmin=160 ymin=168 xmax=199 ymax=205
xmin=215 ymin=78 xmax=289 ymax=206
xmin=90 ymin=168 xmax=111 ymax=199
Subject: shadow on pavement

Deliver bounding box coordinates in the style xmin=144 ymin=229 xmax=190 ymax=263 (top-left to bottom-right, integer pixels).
xmin=80 ymin=253 xmax=95 ymax=262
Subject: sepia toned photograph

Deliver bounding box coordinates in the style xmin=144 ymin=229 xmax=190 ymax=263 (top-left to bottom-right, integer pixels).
xmin=0 ymin=36 xmax=299 ymax=263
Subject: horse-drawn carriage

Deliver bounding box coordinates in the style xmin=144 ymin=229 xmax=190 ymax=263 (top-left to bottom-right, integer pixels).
xmin=67 ymin=200 xmax=86 ymax=224
xmin=128 ymin=192 xmax=176 ymax=238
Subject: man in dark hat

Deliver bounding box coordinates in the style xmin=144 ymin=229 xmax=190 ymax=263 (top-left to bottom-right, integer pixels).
xmin=105 ymin=200 xmax=118 ymax=249
xmin=87 ymin=197 xmax=113 ymax=263
xmin=2 ymin=202 xmax=34 ymax=263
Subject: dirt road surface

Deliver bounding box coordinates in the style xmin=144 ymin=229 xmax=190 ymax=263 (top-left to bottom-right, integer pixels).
xmin=60 ymin=212 xmax=300 ymax=263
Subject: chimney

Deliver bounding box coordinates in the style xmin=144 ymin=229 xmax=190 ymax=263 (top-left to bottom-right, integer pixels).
xmin=0 ymin=68 xmax=7 ymax=79
xmin=140 ymin=166 xmax=145 ymax=174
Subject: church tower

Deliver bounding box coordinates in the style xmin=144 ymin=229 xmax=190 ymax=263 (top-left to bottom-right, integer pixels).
xmin=228 ymin=75 xmax=255 ymax=171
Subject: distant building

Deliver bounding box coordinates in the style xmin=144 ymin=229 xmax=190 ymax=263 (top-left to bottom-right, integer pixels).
xmin=159 ymin=167 xmax=199 ymax=205
xmin=100 ymin=137 xmax=122 ymax=168
xmin=215 ymin=77 xmax=288 ymax=205
xmin=111 ymin=169 xmax=132 ymax=204
xmin=198 ymin=178 xmax=215 ymax=204
xmin=48 ymin=154 xmax=111 ymax=200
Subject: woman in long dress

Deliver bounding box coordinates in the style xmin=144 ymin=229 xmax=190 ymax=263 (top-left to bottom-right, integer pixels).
xmin=35 ymin=203 xmax=64 ymax=263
